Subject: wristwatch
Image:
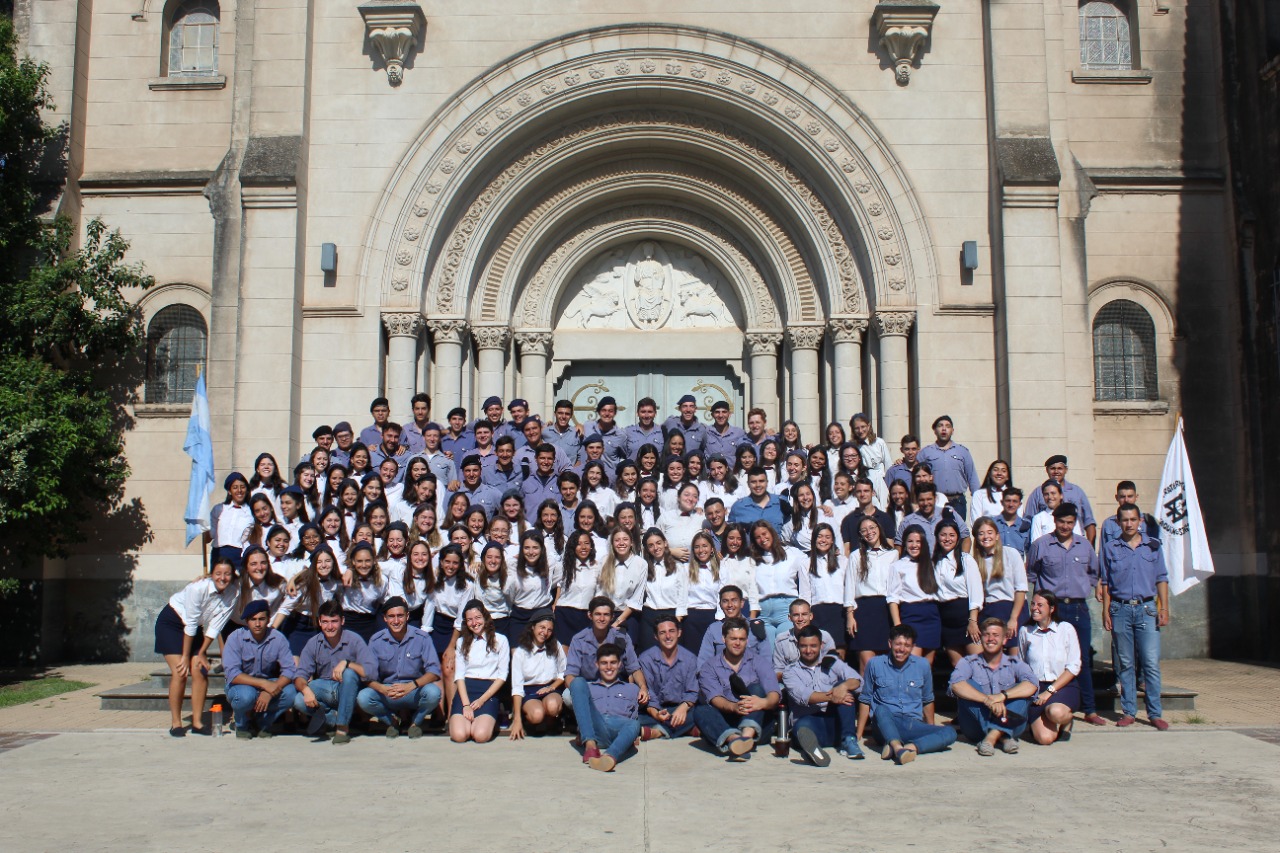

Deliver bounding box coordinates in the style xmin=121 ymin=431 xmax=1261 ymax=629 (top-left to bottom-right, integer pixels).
xmin=1046 ymin=685 xmax=1057 ymax=695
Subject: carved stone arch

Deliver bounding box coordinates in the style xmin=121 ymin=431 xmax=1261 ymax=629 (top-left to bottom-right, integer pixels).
xmin=472 ymin=158 xmax=825 ymax=325
xmin=513 ymin=205 xmax=781 ymax=332
xmin=361 ymin=24 xmax=934 ymax=318
xmin=423 ymin=111 xmax=844 ymax=322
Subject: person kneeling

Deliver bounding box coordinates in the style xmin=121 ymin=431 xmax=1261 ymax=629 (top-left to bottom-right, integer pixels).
xmin=948 ymin=617 xmax=1039 ymax=756
xmin=783 ymin=625 xmax=864 ymax=766
xmin=222 ymin=600 xmax=298 ymax=739
xmin=356 ymin=597 xmax=443 ymax=738
xmin=692 ymin=617 xmax=781 ymax=759
xmin=576 ymin=643 xmax=644 ymax=772
xmin=293 ymin=600 xmax=376 ymax=744
xmin=449 ymin=600 xmax=510 ymax=744
xmin=859 ymin=623 xmax=957 ymax=764
xmin=509 ymin=610 xmax=567 ymax=740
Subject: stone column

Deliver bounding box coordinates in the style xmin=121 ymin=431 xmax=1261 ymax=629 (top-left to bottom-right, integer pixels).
xmin=746 ymin=331 xmax=783 ymax=425
xmin=788 ymin=325 xmax=824 ymax=439
xmin=382 ymin=312 xmax=425 ymax=422
xmin=829 ymin=316 xmax=869 ymax=423
xmin=472 ymin=325 xmax=510 ymax=406
xmin=428 ymin=318 xmax=467 ymax=413
xmin=874 ymin=310 xmax=915 ymax=443
xmin=515 ymin=330 xmax=553 ymax=417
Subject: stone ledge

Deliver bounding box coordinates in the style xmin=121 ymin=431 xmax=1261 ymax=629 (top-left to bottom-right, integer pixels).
xmin=1071 ymin=69 xmax=1153 ymax=85
xmin=1093 ymin=400 xmax=1170 ymax=416
xmin=148 ymin=75 xmax=227 ymax=91
xmin=132 ymin=404 xmax=190 ymax=419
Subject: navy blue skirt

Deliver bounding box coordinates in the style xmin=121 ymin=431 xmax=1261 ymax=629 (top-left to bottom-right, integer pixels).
xmin=451 ymin=677 xmax=501 ymax=719
xmin=430 ymin=612 xmax=457 ymax=659
xmin=343 ymin=610 xmax=378 ymax=642
xmin=849 ymin=595 xmax=891 ymax=652
xmin=554 ymin=606 xmax=590 ymax=645
xmin=506 ymin=606 xmax=538 ymax=648
xmin=810 ymin=603 xmax=847 ymax=647
xmin=154 ymin=604 xmax=189 ymax=656
xmin=212 ymin=545 xmax=244 ymax=573
xmin=1029 ymin=680 xmax=1081 ymax=723
xmin=980 ymin=599 xmax=1028 ymax=649
xmin=898 ymin=601 xmax=942 ymax=650
xmin=680 ymin=608 xmax=717 ymax=654
xmin=522 ymin=683 xmax=564 ymax=701
xmin=938 ymin=597 xmax=973 ymax=648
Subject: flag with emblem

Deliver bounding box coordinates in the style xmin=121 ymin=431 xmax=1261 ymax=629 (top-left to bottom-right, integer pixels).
xmin=1155 ymin=418 xmax=1214 ymax=594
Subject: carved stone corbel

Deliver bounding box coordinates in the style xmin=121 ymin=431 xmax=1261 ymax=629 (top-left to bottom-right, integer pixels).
xmin=872 ymin=0 xmax=940 ymax=85
xmin=359 ymin=1 xmax=426 ymax=87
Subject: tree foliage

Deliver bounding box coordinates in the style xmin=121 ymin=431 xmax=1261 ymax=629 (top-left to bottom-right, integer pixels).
xmin=0 ymin=17 xmax=154 ymax=567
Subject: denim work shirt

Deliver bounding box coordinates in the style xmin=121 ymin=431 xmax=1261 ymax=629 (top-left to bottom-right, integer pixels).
xmin=859 ymin=653 xmax=933 ymax=719
xmin=638 ymin=645 xmax=700 ymax=709
xmin=367 ymin=627 xmax=442 ymax=683
xmin=223 ymin=628 xmax=296 ymax=684
xmin=566 ymin=627 xmax=641 ymax=680
xmin=1099 ymin=535 xmax=1169 ymax=600
xmin=697 ymin=649 xmax=781 ymax=704
xmin=947 ymin=653 xmax=1037 ymax=697
xmin=297 ymin=629 xmax=378 ymax=682
xmin=1026 ymin=534 xmax=1099 ymax=600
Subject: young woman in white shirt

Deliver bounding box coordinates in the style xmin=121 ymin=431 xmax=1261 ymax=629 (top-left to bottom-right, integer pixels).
xmin=570 ymin=501 xmax=610 ymax=556
xmin=344 ymin=542 xmax=389 ymax=642
xmin=498 ymin=492 xmax=530 ymax=541
xmin=598 ymin=527 xmax=646 ymax=647
xmin=632 ymin=529 xmax=690 ymax=652
xmin=703 ymin=455 xmax=742 ymax=511
xmin=450 ymin=600 xmax=510 ymax=744
xmin=278 ymin=487 xmax=310 ymax=551
xmin=658 ymin=456 xmax=688 ymax=513
xmin=280 ymin=545 xmax=344 ymax=656
xmin=931 ymin=519 xmax=984 ymax=667
xmin=509 ymin=610 xmax=566 ymax=740
xmin=552 ymin=530 xmax=602 ymax=644
xmin=887 ymin=524 xmax=941 ymax=663
xmin=504 ymin=531 xmax=555 ymax=646
xmin=335 ymin=479 xmax=363 ymax=536
xmin=248 ymin=452 xmax=286 ymax=519
xmin=971 ymin=459 xmax=1016 ymax=524
xmin=457 ymin=542 xmax=513 ymax=639
xmin=153 ymin=555 xmax=237 ymax=736
xmin=684 ymin=531 xmax=723 ymax=653
xmin=971 ymin=516 xmax=1029 ymax=654
xmin=782 ymin=482 xmax=829 ymax=554
xmin=429 ymin=544 xmax=474 ymax=711
xmin=314 ymin=507 xmax=351 ymax=574
xmin=1018 ymin=590 xmax=1082 ymax=745
xmin=224 ymin=545 xmax=289 ymax=640
xmin=409 ymin=504 xmax=443 ymax=552
xmin=851 ymin=414 xmax=890 ymax=510
xmin=533 ymin=499 xmax=567 ymax=569
xmin=749 ymin=520 xmax=804 ymax=650
xmin=846 ymin=516 xmax=899 ymax=671
xmin=635 ymin=478 xmax=662 ymax=530
xmin=612 ymin=460 xmax=640 ymax=506
xmin=582 ymin=461 xmax=618 ymax=520
xmin=392 ymin=540 xmax=435 ymax=628
xmin=658 ymin=482 xmax=704 ymax=560
xmin=210 ymin=472 xmax=252 ymax=571
xmin=798 ymin=523 xmax=849 ymax=653
xmin=717 ymin=524 xmax=758 ymax=617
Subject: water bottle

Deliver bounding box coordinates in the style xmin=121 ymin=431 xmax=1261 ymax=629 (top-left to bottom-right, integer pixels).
xmin=211 ymin=704 xmax=223 ymax=738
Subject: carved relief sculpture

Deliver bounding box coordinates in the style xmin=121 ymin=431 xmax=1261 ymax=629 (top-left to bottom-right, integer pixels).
xmin=359 ymin=1 xmax=426 ymax=86
xmin=872 ymin=1 xmax=940 ymax=85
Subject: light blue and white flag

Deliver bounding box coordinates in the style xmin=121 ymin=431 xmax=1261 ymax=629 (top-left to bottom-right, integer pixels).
xmin=183 ymin=373 xmax=215 ymax=547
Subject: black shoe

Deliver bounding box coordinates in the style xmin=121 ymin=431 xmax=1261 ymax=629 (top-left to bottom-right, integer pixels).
xmin=793 ymin=726 xmax=830 ymax=767
xmin=189 ymin=726 xmax=211 ymax=737
xmin=306 ymin=710 xmax=328 ymax=738
xmin=168 ymin=726 xmax=186 ymax=738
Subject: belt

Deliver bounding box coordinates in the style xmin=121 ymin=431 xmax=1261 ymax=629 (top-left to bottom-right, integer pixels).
xmin=761 ymin=593 xmax=795 ymax=601
xmin=1117 ymin=596 xmax=1154 ymax=606
xmin=1057 ymin=597 xmax=1086 ymax=605
xmin=944 ymin=492 xmax=964 ymax=499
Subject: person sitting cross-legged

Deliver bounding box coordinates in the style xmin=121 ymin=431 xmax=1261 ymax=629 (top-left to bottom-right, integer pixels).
xmin=222 ymin=600 xmax=298 ymax=739
xmin=948 ymin=617 xmax=1039 ymax=756
xmin=356 ymin=596 xmax=444 ymax=738
xmin=576 ymin=643 xmax=644 ymax=772
xmin=859 ymin=623 xmax=957 ymax=764
xmin=292 ymin=600 xmax=377 ymax=744
xmin=692 ymin=617 xmax=781 ymax=759
xmin=783 ymin=625 xmax=864 ymax=766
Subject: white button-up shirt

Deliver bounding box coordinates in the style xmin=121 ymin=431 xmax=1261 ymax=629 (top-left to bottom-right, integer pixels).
xmin=798 ymin=553 xmax=850 ymax=606
xmin=454 ymin=632 xmax=511 ymax=681
xmin=168 ymin=577 xmax=238 ymax=639
xmin=510 ymin=642 xmax=567 ymax=693
xmin=846 ymin=548 xmax=899 ymax=602
xmin=980 ymin=547 xmax=1029 ymax=603
xmin=1017 ymin=621 xmax=1082 ymax=680
xmin=933 ymin=552 xmax=984 ymax=611
xmin=753 ymin=549 xmax=804 ymax=599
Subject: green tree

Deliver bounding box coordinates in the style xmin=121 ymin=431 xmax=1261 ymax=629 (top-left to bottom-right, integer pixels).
xmin=0 ymin=17 xmax=154 ymax=577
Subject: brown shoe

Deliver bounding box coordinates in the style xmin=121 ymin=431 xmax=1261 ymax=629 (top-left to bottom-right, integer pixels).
xmin=582 ymin=745 xmax=601 ymax=765
xmin=1082 ymin=713 xmax=1108 ymax=726
xmin=1150 ymin=717 xmax=1169 ymax=731
xmin=589 ymin=754 xmax=617 ymax=772
xmin=727 ymin=735 xmax=754 ymax=756
xmin=1115 ymin=715 xmax=1137 ymax=727
xmin=641 ymin=726 xmax=666 ymax=742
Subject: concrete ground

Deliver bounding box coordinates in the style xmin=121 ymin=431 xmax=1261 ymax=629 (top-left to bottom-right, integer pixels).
xmin=1 ymin=659 xmax=1278 ymax=850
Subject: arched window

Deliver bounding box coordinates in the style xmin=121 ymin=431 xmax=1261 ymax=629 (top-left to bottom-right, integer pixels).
xmin=146 ymin=305 xmax=207 ymax=404
xmin=166 ymin=2 xmax=219 ymax=76
xmin=1093 ymin=299 xmax=1157 ymax=401
xmin=1079 ymin=0 xmax=1133 ymax=70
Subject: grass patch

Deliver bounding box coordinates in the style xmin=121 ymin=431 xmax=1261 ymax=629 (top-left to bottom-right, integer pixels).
xmin=0 ymin=677 xmax=96 ymax=709
xmin=1181 ymin=713 xmax=1209 ymax=725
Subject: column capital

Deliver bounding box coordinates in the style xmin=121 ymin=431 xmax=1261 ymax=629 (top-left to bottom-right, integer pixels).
xmin=787 ymin=325 xmax=825 ymax=350
xmin=514 ymin=329 xmax=553 ymax=356
xmin=828 ymin=316 xmax=870 ymax=342
xmin=427 ymin=316 xmax=468 ymax=344
xmin=471 ymin=324 xmax=511 ymax=350
xmin=745 ymin=330 xmax=783 ymax=356
xmin=873 ymin=310 xmax=916 ymax=338
xmin=381 ymin=311 xmax=425 ymax=338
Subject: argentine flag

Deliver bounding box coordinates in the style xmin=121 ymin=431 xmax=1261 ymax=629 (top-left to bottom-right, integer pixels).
xmin=183 ymin=373 xmax=215 ymax=546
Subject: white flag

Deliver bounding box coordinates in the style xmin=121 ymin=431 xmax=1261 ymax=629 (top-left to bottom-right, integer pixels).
xmin=1155 ymin=418 xmax=1214 ymax=595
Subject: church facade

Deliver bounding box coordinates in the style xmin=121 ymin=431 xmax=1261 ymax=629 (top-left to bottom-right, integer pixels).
xmin=16 ymin=0 xmax=1254 ymax=660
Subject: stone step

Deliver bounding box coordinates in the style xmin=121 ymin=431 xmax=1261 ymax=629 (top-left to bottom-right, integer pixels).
xmin=150 ymin=668 xmax=225 ymax=689
xmin=97 ymin=682 xmax=226 ymax=712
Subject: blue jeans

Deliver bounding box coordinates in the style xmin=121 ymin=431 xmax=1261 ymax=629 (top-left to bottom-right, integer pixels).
xmin=356 ymin=682 xmax=443 ymax=727
xmin=226 ymin=683 xmax=297 ymax=732
xmin=293 ymin=669 xmax=361 ymax=727
xmin=792 ymin=701 xmax=859 ymax=747
xmin=1110 ymin=600 xmax=1163 ymax=718
xmin=758 ymin=596 xmax=795 ymax=653
xmin=649 ymin=702 xmax=697 ymax=738
xmin=692 ymin=682 xmax=773 ymax=752
xmin=956 ymin=681 xmax=1030 ymax=740
xmin=870 ymin=705 xmax=957 ymax=755
xmin=1057 ymin=600 xmax=1097 ymax=714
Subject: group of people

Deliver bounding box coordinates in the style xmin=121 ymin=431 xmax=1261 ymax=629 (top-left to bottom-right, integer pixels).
xmin=155 ymin=391 xmax=1173 ymax=769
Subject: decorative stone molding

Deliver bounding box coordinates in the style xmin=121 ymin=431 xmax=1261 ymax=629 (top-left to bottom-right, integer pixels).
xmin=829 ymin=316 xmax=870 ymax=343
xmin=874 ymin=310 xmax=916 ymax=338
xmin=514 ymin=330 xmax=553 ymax=356
xmin=746 ymin=331 xmax=783 ymax=356
xmin=471 ymin=325 xmax=511 ymax=350
xmin=381 ymin=311 xmax=425 ymax=338
xmin=359 ymin=1 xmax=426 ymax=87
xmin=872 ymin=1 xmax=940 ymax=85
xmin=426 ymin=317 xmax=467 ymax=344
xmin=787 ymin=326 xmax=825 ymax=350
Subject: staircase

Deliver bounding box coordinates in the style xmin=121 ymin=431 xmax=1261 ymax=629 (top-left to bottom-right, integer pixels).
xmin=97 ymin=655 xmax=227 ymax=712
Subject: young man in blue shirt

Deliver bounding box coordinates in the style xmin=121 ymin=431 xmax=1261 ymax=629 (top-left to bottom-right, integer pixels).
xmin=578 ymin=643 xmax=644 ymax=772
xmin=860 ymin=623 xmax=957 ymax=763
xmin=948 ymin=617 xmax=1039 ymax=755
